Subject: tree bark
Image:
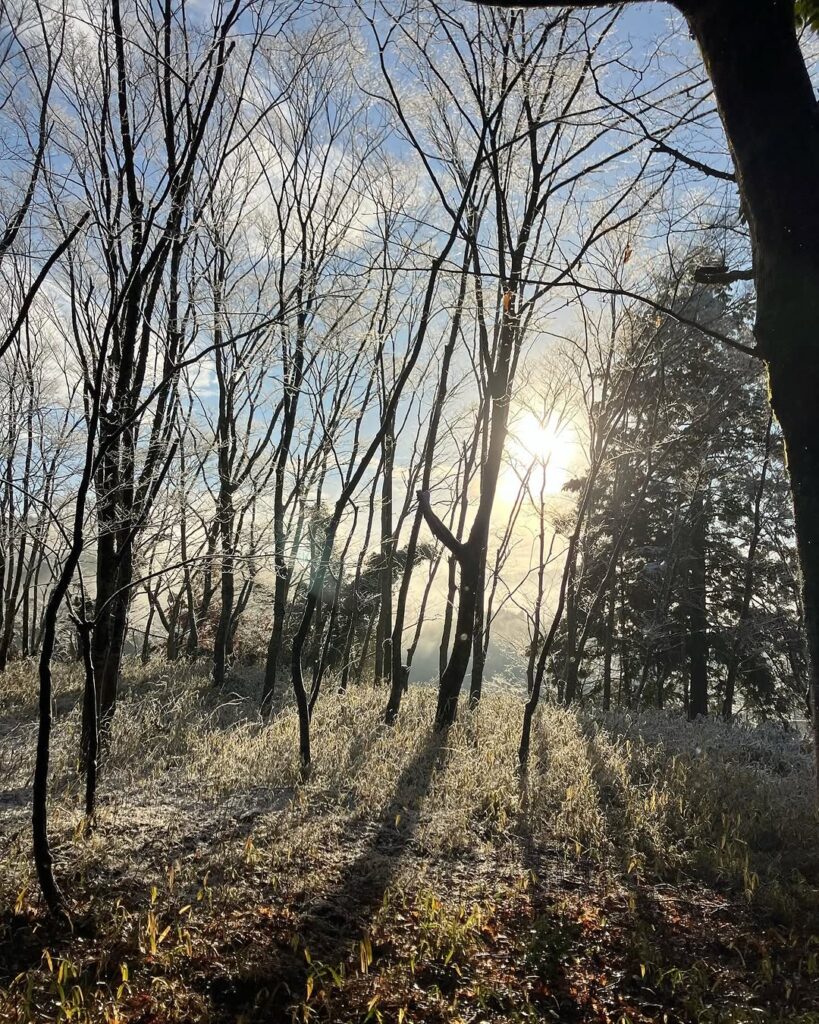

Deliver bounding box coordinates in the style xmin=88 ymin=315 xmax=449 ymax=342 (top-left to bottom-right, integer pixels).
xmin=212 ymin=487 xmax=235 ymax=689
xmin=481 ymin=0 xmax=819 ymax=786
xmin=602 ymin=568 xmax=616 ymax=711
xmin=433 ymin=288 xmax=520 ymax=727
xmin=686 ymin=488 xmax=708 ymax=719
xmin=375 ymin=415 xmax=394 ymax=685
xmin=723 ymin=412 xmax=772 ymax=719
xmin=681 ymin=0 xmax=819 ymax=761
xmin=385 ymin=249 xmax=470 ymax=721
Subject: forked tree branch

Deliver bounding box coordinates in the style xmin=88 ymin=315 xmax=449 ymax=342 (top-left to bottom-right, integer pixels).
xmin=417 ymin=489 xmax=468 ymax=560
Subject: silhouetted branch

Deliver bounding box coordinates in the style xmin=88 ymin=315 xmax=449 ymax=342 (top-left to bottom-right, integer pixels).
xmin=417 ymin=490 xmax=467 ymax=560
xmin=693 ymin=264 xmax=754 ymax=285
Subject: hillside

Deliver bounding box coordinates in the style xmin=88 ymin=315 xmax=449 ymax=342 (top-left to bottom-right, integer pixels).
xmin=1 ymin=661 xmax=818 ymax=1023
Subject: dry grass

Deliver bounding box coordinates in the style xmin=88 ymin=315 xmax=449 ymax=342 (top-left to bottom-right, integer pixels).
xmin=1 ymin=659 xmax=818 ymax=1022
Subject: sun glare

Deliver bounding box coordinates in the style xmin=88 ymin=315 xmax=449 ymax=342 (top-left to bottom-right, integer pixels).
xmin=501 ymin=411 xmax=576 ymax=501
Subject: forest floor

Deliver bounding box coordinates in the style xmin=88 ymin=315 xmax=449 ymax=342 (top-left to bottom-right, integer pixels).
xmin=1 ymin=660 xmax=818 ymax=1023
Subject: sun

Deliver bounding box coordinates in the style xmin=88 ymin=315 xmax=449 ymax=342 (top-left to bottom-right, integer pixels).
xmin=501 ymin=411 xmax=576 ymax=501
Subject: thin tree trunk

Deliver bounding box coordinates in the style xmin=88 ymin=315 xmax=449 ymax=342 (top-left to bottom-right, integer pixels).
xmin=212 ymin=489 xmax=235 ymax=688
xmin=375 ymin=416 xmax=394 ymax=685
xmin=686 ymin=488 xmax=708 ymax=719
xmin=602 ymin=568 xmax=616 ymax=711
xmin=386 ymin=248 xmax=470 ymax=720
xmin=723 ymin=412 xmax=773 ymax=719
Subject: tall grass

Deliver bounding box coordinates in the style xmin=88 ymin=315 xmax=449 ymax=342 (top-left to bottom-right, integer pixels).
xmin=0 ymin=659 xmax=816 ymax=916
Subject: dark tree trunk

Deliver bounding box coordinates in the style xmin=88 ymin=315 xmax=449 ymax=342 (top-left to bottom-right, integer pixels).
xmin=79 ymin=623 xmax=98 ymax=826
xmin=602 ymin=569 xmax=616 ymax=711
xmin=432 ymin=288 xmax=520 ymax=727
xmin=439 ymin=555 xmax=457 ymax=678
xmin=290 ymin=592 xmax=316 ymax=770
xmin=87 ymin=424 xmax=134 ymax=747
xmin=376 ymin=417 xmax=394 ymax=685
xmin=563 ymin=554 xmax=579 ymax=705
xmin=386 ymin=254 xmax=468 ymax=721
xmin=436 ymin=552 xmax=481 ymax=725
xmin=679 ymin=0 xmax=819 ymax=762
xmin=86 ymin=535 xmax=128 ymax=749
xmin=212 ymin=484 xmax=235 ymax=689
xmin=262 ymin=304 xmax=307 ymax=707
xmin=469 ymin=543 xmax=488 ymax=706
xmin=686 ymin=488 xmax=708 ymax=719
xmin=141 ymin=592 xmax=156 ymax=664
xmin=98 ymin=545 xmax=132 ymax=726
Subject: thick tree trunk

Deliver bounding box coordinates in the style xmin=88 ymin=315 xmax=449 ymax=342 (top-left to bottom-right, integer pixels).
xmin=681 ymin=0 xmax=819 ymax=757
xmin=98 ymin=545 xmax=132 ymax=726
xmin=79 ymin=623 xmax=98 ymax=826
xmin=439 ymin=556 xmax=457 ymax=677
xmin=87 ymin=424 xmax=133 ymax=746
xmin=436 ymin=552 xmax=481 ymax=725
xmin=469 ymin=544 xmax=488 ymax=706
xmin=86 ymin=530 xmax=114 ymax=751
xmin=776 ymin=407 xmax=819 ymax=775
xmin=34 ymin=596 xmax=64 ymax=914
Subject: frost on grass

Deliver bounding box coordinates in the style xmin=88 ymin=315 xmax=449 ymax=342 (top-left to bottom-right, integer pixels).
xmin=1 ymin=662 xmax=818 ymax=1023
xmin=0 ymin=660 xmax=816 ymax=912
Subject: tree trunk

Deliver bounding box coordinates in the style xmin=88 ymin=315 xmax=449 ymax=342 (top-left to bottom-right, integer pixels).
xmin=723 ymin=412 xmax=772 ymax=719
xmin=433 ymin=287 xmax=519 ymax=727
xmin=436 ymin=551 xmax=481 ymax=725
xmin=563 ymin=553 xmax=579 ymax=705
xmin=262 ymin=303 xmax=307 ymax=706
xmin=686 ymin=488 xmax=708 ymax=719
xmin=212 ymin=485 xmax=235 ymax=689
xmin=386 ymin=249 xmax=469 ymax=721
xmin=469 ymin=543 xmax=488 ymax=706
xmin=602 ymin=568 xmax=616 ymax=711
xmin=376 ymin=417 xmax=394 ymax=685
xmin=87 ymin=422 xmax=133 ymax=746
xmin=79 ymin=623 xmax=98 ymax=826
xmin=98 ymin=544 xmax=132 ymax=726
xmin=680 ymin=0 xmax=819 ymax=764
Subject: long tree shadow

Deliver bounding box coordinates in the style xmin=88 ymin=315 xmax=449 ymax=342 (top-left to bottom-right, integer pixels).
xmin=294 ymin=725 xmax=449 ymax=963
xmin=197 ymin=725 xmax=451 ymax=1019
xmin=1 ymin=720 xmax=448 ymax=1023
xmin=173 ymin=724 xmax=451 ymax=1022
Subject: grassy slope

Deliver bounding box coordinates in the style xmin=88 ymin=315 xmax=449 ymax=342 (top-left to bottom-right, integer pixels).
xmin=1 ymin=660 xmax=818 ymax=1023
